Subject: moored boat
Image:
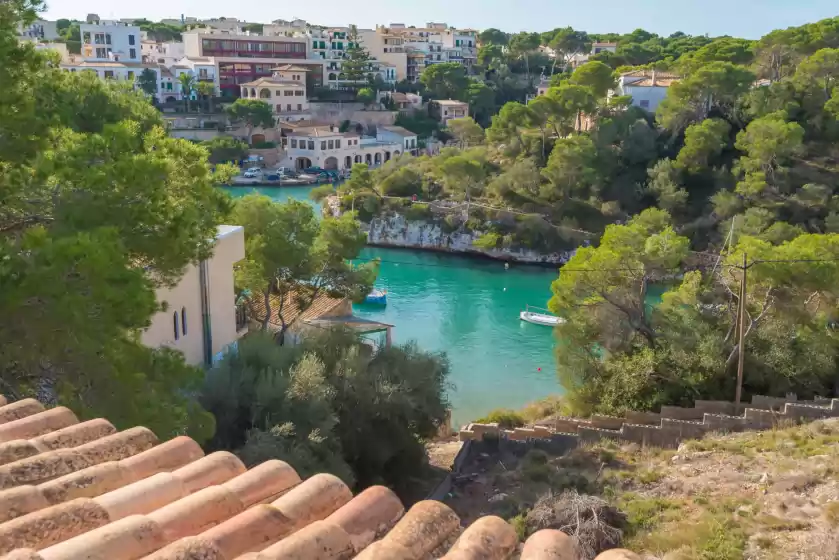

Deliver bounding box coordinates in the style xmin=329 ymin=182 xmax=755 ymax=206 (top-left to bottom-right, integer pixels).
xmin=364 ymin=289 xmax=388 ymax=305
xmin=519 ymin=305 xmax=564 ymax=326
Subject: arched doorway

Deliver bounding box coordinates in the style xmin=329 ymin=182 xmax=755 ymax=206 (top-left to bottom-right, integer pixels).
xmin=354 ymin=155 xmax=362 ymax=163
xmin=394 ymin=150 xmax=401 ymax=157
xmin=165 ymin=96 xmax=176 ymax=103
xmin=251 ymin=133 xmax=266 ymax=144
xmin=365 ymin=154 xmax=372 ymax=165
xmin=344 ymin=156 xmax=352 ymax=168
xmin=324 ymin=157 xmax=338 ymax=170
xmin=259 ymin=88 xmax=271 ymax=99
xmin=384 ymin=151 xmax=391 ymax=161
xmin=296 ymin=157 xmax=312 ymax=170
xmin=374 ymin=153 xmax=381 ymax=165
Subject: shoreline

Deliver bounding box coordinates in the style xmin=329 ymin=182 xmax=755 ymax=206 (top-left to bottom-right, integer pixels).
xmin=364 ymin=241 xmax=564 ymax=269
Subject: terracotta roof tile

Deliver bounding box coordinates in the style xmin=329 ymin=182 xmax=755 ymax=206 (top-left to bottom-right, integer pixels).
xmin=248 ymin=288 xmax=348 ymax=331
xmin=0 ymin=395 xmax=643 ymax=559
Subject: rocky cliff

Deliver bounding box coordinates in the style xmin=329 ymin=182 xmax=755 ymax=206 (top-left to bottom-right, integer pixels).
xmin=367 ymin=213 xmax=575 ymax=265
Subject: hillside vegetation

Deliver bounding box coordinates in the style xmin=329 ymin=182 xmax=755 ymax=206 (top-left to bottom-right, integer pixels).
xmin=333 ymin=15 xmax=839 ymax=416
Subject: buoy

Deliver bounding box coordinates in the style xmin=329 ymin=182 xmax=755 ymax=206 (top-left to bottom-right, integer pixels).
xmin=503 ymin=287 xmax=507 ymax=292
xmin=537 ymin=367 xmax=542 ymax=371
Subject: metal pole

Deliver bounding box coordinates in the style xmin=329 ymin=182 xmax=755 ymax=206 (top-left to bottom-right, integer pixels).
xmin=735 ymin=252 xmax=747 ymax=404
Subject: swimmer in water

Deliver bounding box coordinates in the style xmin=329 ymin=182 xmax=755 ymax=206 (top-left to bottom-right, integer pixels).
xmin=504 ymin=262 xmax=510 ymax=270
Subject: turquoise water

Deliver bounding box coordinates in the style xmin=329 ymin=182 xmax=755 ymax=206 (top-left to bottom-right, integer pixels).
xmin=223 ymin=186 xmax=563 ymax=425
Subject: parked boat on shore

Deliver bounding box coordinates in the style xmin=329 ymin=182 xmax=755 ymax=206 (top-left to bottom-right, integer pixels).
xmin=519 ymin=305 xmax=564 ymax=327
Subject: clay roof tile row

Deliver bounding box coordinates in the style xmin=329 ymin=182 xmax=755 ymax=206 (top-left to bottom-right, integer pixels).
xmin=0 ymin=395 xmax=643 ymax=560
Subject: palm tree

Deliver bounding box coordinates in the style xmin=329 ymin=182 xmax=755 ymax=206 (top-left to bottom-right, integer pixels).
xmin=195 ymin=81 xmax=215 ymax=113
xmin=177 ymin=73 xmax=196 ymax=113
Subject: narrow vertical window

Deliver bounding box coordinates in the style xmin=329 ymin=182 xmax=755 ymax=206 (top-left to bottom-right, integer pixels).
xmin=181 ymin=307 xmax=187 ymax=336
xmin=173 ymin=312 xmax=179 ymax=340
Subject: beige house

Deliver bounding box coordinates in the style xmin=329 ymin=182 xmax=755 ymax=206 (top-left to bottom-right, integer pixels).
xmin=240 ymin=65 xmax=311 ymax=121
xmin=141 ymin=225 xmax=247 ymax=366
xmin=430 ymin=99 xmax=469 ymax=125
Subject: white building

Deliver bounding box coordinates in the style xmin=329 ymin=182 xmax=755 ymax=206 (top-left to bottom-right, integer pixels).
xmin=18 ymin=19 xmax=59 ymax=41
xmin=141 ymin=225 xmax=247 ymax=366
xmin=240 ymin=65 xmax=311 ymax=121
xmin=615 ymin=69 xmax=679 ymax=112
xmin=281 ymin=124 xmax=417 ymax=171
xmin=79 ymin=20 xmax=141 ymax=63
xmin=141 ymin=40 xmax=185 ymax=66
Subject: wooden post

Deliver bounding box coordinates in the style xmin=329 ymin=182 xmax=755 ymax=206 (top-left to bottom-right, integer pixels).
xmin=735 ymin=252 xmax=748 ymax=405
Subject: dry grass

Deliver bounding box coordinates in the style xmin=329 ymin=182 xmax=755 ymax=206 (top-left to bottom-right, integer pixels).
xmin=444 ymin=418 xmax=839 ymax=559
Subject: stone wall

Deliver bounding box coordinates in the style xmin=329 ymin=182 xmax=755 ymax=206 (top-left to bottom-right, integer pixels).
xmin=367 ymin=213 xmax=575 ymax=265
xmin=459 ymin=395 xmax=839 ymax=450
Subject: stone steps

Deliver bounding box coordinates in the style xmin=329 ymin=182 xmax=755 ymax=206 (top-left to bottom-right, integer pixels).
xmin=460 ymin=395 xmax=839 ymax=449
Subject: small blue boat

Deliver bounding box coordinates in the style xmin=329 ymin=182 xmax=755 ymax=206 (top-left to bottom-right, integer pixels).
xmin=364 ymin=289 xmax=388 ymax=305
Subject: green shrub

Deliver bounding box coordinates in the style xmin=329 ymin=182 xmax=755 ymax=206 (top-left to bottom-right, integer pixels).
xmin=380 ymin=167 xmax=423 ymax=197
xmin=475 ymin=408 xmax=526 ymax=428
xmin=251 ymin=140 xmax=277 ymax=149
xmin=473 ymin=232 xmax=501 ymax=250
xmin=310 ymin=184 xmax=335 ymax=202
xmin=405 ymin=203 xmax=432 ymax=221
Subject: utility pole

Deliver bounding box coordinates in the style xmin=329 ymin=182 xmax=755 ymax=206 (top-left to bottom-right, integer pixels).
xmin=735 ymin=252 xmax=748 ymax=405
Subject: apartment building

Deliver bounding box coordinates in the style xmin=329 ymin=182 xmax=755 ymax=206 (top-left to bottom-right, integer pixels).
xmin=18 ymin=19 xmax=59 ymax=41
xmin=240 ymin=65 xmax=310 ymax=121
xmin=79 ymin=20 xmax=141 ymax=62
xmin=383 ymin=23 xmax=477 ymax=81
xmin=182 ymin=29 xmax=325 ymax=97
xmin=357 ymin=27 xmax=408 ymax=81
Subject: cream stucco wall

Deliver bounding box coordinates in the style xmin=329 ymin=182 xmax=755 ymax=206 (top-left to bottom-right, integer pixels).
xmin=141 ymin=225 xmax=246 ymax=366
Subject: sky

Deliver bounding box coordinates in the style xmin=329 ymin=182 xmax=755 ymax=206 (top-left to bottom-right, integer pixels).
xmin=43 ymin=0 xmax=837 ymax=40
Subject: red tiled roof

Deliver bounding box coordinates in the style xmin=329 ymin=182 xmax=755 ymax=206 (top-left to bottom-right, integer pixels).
xmin=0 ymin=394 xmax=643 ymax=560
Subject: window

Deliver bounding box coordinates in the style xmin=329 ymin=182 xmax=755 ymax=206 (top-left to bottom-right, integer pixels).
xmin=291 ymin=139 xmax=298 ymax=148
xmin=336 ymin=140 xmax=341 ymax=149
xmin=105 ymin=33 xmax=111 ymax=45
xmin=127 ymin=71 xmax=134 ymax=80
xmin=287 ymin=104 xmax=292 ymax=111
xmin=128 ymin=34 xmax=136 ymax=45
xmin=166 ymin=82 xmax=172 ymax=90
xmin=181 ymin=307 xmax=187 ymax=336
xmin=277 ymin=104 xmax=283 ymax=112
xmin=284 ymin=90 xmax=293 ymax=96
xmin=95 ymin=48 xmax=107 ymax=58
xmin=294 ymin=90 xmax=303 ymax=96
xmin=639 ymin=99 xmax=650 ymax=109
xmin=83 ymin=31 xmax=91 ymax=43
xmin=173 ymin=312 xmax=179 ymax=341
xmin=327 ymin=140 xmax=334 ymax=149
xmin=94 ymin=32 xmax=105 ymax=44
xmin=103 ymin=70 xmax=114 ymax=79
xmin=321 ymin=141 xmax=327 ymax=150
xmin=437 ymin=55 xmax=441 ymax=61
xmin=296 ymin=104 xmax=301 ymax=111
xmin=129 ymin=48 xmax=136 ymax=59
xmin=308 ymin=140 xmax=314 ymax=150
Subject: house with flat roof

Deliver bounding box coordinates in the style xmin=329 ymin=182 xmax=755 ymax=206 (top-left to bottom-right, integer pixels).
xmin=616 ymin=69 xmax=680 ymax=112
xmin=429 ymin=99 xmax=469 ymax=125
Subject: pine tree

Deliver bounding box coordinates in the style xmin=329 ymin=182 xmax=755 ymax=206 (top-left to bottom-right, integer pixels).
xmin=342 ymin=25 xmax=372 ymax=85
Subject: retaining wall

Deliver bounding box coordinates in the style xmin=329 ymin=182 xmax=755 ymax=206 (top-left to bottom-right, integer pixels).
xmin=460 ymin=395 xmax=839 ymax=450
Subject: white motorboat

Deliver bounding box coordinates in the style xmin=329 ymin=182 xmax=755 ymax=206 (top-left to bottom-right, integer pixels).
xmin=519 ymin=305 xmax=565 ymax=327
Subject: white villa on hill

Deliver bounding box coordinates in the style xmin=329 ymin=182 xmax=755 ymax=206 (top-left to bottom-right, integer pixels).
xmin=280 ymin=124 xmax=418 ymax=171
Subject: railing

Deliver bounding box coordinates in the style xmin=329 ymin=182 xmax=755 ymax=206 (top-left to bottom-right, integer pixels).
xmin=235 ymin=303 xmax=248 ymax=332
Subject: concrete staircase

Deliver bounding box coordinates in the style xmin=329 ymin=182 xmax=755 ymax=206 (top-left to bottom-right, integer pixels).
xmin=459 ymin=395 xmax=839 ymax=448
